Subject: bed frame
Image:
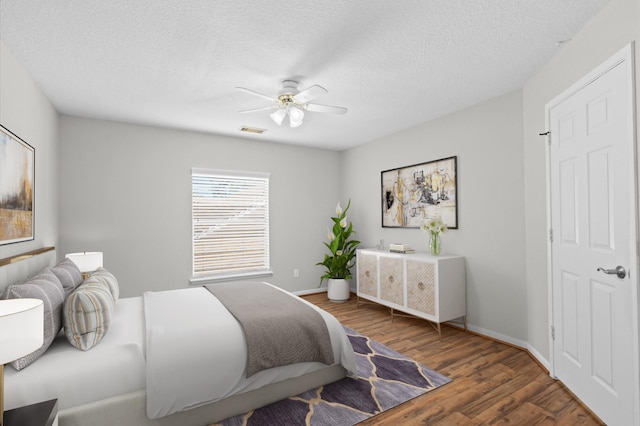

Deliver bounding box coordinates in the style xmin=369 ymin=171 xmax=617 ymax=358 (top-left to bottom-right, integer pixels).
xmin=1 ymin=248 xmax=347 ymax=426
xmin=0 ymin=247 xmax=56 ymax=294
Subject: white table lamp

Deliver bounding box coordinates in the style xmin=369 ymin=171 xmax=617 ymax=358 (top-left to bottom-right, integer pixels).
xmin=0 ymin=298 xmax=44 ymax=426
xmin=65 ymin=252 xmax=103 ymax=275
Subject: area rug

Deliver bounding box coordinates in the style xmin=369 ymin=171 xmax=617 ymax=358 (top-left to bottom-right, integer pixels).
xmin=216 ymin=326 xmax=451 ymax=425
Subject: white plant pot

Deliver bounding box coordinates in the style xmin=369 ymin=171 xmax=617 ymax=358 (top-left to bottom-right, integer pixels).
xmin=327 ymin=278 xmax=350 ymax=302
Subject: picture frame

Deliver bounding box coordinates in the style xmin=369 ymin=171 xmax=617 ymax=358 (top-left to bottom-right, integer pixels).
xmin=381 ymin=156 xmax=457 ymax=228
xmin=0 ymin=125 xmax=35 ymax=245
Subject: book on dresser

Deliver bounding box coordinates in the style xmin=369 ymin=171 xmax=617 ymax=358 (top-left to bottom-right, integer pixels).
xmin=355 ymin=248 xmax=466 ymax=337
xmin=388 ymin=243 xmax=415 ymax=253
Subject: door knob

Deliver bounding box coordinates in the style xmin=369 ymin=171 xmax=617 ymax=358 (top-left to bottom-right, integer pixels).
xmin=596 ymin=266 xmax=627 ymax=279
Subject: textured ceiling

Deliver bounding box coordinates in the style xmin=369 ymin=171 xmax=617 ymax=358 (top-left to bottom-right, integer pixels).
xmin=0 ymin=1 xmax=609 ymax=150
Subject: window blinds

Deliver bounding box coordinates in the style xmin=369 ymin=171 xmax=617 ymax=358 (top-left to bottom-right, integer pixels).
xmin=192 ymin=169 xmax=270 ymax=277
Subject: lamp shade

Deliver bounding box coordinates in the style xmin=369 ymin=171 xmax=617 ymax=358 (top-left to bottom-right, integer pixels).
xmin=270 ymin=108 xmax=287 ymax=126
xmin=288 ymin=106 xmax=304 ymax=127
xmin=0 ymin=298 xmax=44 ymax=364
xmin=65 ymin=252 xmax=103 ymax=273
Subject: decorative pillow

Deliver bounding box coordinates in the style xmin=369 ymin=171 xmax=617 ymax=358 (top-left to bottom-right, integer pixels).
xmin=63 ymin=278 xmax=114 ymax=351
xmin=51 ymin=258 xmax=83 ymax=298
xmin=4 ymin=268 xmax=65 ymax=370
xmin=88 ymin=267 xmax=119 ymax=303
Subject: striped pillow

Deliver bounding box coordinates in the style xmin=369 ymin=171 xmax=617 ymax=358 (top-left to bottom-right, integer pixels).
xmin=89 ymin=267 xmax=119 ymax=302
xmin=51 ymin=258 xmax=83 ymax=298
xmin=63 ymin=277 xmax=114 ymax=351
xmin=4 ymin=268 xmax=65 ymax=370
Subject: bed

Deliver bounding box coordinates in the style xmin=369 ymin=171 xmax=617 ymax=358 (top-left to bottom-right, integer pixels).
xmin=0 ymin=248 xmax=356 ymax=426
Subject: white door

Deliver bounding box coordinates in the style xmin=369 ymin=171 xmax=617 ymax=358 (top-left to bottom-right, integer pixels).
xmin=546 ymin=44 xmax=639 ymax=425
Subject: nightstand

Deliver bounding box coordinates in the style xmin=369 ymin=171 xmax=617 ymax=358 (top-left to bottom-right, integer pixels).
xmin=4 ymin=399 xmax=58 ymax=426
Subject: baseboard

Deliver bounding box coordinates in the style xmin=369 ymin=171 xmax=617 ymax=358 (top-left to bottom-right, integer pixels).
xmin=464 ymin=323 xmax=528 ymax=349
xmin=294 ymin=287 xmax=328 ymax=296
xmin=446 ymin=322 xmax=550 ymax=374
xmin=526 ymin=343 xmax=551 ymax=372
xmin=294 ymin=288 xmax=358 ymax=296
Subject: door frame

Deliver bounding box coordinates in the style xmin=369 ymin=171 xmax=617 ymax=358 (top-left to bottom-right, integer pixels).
xmin=544 ymin=42 xmax=639 ymax=422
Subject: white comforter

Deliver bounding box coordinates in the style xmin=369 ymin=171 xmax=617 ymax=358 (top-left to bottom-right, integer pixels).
xmin=144 ymin=285 xmax=356 ymax=419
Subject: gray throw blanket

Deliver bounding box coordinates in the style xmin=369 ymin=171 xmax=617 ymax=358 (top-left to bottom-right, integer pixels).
xmin=205 ymin=282 xmax=335 ymax=377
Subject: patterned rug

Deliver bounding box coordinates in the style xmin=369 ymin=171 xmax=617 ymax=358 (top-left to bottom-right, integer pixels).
xmin=217 ymin=326 xmax=451 ymax=425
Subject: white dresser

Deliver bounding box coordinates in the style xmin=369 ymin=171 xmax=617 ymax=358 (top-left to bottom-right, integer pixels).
xmin=356 ymin=248 xmax=466 ymax=336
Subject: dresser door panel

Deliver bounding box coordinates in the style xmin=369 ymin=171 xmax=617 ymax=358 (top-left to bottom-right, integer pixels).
xmin=379 ymin=256 xmax=403 ymax=305
xmin=357 ymin=252 xmax=378 ymax=297
xmin=407 ymin=260 xmax=436 ymax=317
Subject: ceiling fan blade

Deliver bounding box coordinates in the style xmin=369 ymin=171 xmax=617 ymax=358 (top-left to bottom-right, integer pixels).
xmin=239 ymin=106 xmax=276 ymax=113
xmin=236 ymin=87 xmax=276 ymax=102
xmin=306 ymin=103 xmax=348 ymax=114
xmin=293 ymin=84 xmax=327 ymax=103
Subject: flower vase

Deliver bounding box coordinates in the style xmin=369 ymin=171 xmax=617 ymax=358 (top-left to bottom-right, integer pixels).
xmin=429 ymin=232 xmax=441 ymax=255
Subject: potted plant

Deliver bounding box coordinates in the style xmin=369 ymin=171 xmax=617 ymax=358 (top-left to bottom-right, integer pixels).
xmin=317 ymin=200 xmax=360 ymax=302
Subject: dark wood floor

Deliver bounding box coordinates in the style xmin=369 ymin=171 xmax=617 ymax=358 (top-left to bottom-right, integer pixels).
xmin=302 ymin=292 xmax=604 ymax=425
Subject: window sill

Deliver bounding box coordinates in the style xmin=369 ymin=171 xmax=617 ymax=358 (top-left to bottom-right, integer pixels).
xmin=190 ymin=270 xmax=274 ymax=286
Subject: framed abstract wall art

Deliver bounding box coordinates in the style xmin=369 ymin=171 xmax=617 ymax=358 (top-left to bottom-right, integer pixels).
xmin=381 ymin=156 xmax=457 ymax=228
xmin=0 ymin=125 xmax=35 ymax=245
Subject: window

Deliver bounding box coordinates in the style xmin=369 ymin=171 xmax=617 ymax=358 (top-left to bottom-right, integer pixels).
xmin=191 ymin=168 xmax=270 ymax=282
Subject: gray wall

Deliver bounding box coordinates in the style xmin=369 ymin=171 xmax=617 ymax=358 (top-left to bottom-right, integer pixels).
xmin=58 ymin=116 xmax=342 ymax=298
xmin=0 ymin=41 xmax=58 ymax=262
xmin=342 ymin=90 xmax=528 ymax=346
xmin=522 ymin=0 xmax=640 ymax=361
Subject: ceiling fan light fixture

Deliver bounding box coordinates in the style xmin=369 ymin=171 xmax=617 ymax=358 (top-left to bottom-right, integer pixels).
xmin=270 ymin=108 xmax=287 ymax=126
xmin=238 ymin=80 xmax=345 ymax=129
xmin=288 ymin=106 xmax=304 ymax=127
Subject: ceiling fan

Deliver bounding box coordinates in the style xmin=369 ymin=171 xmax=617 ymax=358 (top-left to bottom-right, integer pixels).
xmin=236 ymin=80 xmax=347 ymax=128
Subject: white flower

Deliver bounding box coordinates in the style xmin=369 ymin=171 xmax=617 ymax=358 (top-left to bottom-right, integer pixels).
xmin=336 ymin=250 xmax=343 ymax=256
xmin=327 ymin=228 xmax=335 ymax=241
xmin=335 ymin=202 xmax=343 ymax=216
xmin=421 ymin=216 xmax=447 ymax=234
xmin=340 ymin=217 xmax=347 ymax=228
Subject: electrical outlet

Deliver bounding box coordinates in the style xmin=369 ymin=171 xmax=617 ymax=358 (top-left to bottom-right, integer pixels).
xmin=293 ymin=269 xmax=299 ymax=278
